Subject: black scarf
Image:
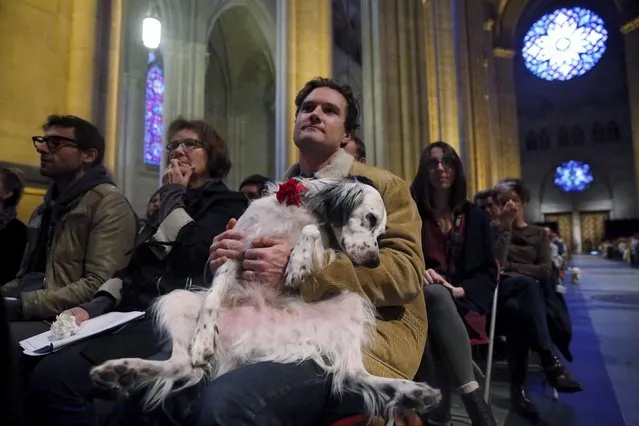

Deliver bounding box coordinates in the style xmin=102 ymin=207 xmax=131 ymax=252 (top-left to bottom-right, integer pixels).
xmin=28 ymin=165 xmax=116 ymax=273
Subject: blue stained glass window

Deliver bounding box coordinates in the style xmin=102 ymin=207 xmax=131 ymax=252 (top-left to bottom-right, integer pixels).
xmin=144 ymin=51 xmax=165 ymax=166
xmin=554 ymin=160 xmax=594 ymax=192
xmin=522 ymin=7 xmax=607 ymax=81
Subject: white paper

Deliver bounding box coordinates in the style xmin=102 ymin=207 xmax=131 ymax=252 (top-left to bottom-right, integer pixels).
xmin=20 ymin=311 xmax=145 ymax=356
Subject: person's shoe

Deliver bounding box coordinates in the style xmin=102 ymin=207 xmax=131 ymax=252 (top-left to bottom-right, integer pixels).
xmin=541 ymin=353 xmax=583 ymax=393
xmin=461 ymin=389 xmax=497 ymax=426
xmin=510 ymin=385 xmax=539 ymax=420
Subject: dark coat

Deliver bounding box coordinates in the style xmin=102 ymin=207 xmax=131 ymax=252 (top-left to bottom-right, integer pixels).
xmin=423 ymin=202 xmax=498 ymax=314
xmin=0 ymin=218 xmax=27 ymax=286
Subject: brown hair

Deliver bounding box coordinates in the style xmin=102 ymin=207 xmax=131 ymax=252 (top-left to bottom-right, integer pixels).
xmin=410 ymin=141 xmax=467 ymax=218
xmin=167 ymin=117 xmax=231 ymax=179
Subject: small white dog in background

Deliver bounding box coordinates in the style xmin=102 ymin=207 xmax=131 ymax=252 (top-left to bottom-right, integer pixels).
xmin=570 ymin=267 xmax=581 ymax=284
xmin=91 ymin=177 xmax=440 ymax=420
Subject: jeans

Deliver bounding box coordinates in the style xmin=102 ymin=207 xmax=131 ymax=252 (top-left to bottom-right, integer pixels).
xmin=113 ymin=360 xmax=364 ymax=426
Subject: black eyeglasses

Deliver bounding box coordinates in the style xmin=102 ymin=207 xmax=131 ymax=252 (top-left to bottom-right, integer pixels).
xmin=32 ymin=136 xmax=78 ymax=152
xmin=426 ymin=157 xmax=453 ymax=170
xmin=166 ymin=138 xmax=203 ymax=152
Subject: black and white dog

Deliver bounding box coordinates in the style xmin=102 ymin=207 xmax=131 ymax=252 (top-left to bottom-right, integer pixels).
xmin=91 ymin=177 xmax=440 ymax=420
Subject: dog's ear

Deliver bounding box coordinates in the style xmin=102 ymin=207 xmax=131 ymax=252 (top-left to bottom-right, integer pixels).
xmin=351 ymin=175 xmax=377 ymax=191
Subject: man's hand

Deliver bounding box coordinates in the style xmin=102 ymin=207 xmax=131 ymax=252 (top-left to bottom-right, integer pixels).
xmin=209 ymin=219 xmax=244 ymax=273
xmin=64 ymin=307 xmax=89 ymax=325
xmin=242 ymin=238 xmax=293 ymax=288
xmin=162 ymin=159 xmax=193 ymax=187
xmin=498 ymin=199 xmax=518 ymax=225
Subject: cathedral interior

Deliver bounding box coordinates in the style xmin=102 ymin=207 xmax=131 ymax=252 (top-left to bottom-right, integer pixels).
xmin=1 ymin=1 xmax=639 ymax=424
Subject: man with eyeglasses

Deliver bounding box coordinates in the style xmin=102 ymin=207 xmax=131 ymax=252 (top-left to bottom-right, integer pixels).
xmin=1 ymin=115 xmax=136 ymax=345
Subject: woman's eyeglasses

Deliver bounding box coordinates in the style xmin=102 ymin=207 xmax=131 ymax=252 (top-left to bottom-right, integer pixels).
xmin=32 ymin=136 xmax=78 ymax=152
xmin=166 ymin=138 xmax=203 ymax=152
xmin=426 ymin=157 xmax=453 ymax=170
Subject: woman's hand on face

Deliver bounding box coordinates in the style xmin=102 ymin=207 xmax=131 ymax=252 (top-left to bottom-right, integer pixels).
xmin=423 ymin=268 xmax=449 ymax=286
xmin=162 ymin=159 xmax=193 ymax=187
xmin=242 ymin=238 xmax=293 ymax=288
xmin=209 ymin=219 xmax=244 ymax=273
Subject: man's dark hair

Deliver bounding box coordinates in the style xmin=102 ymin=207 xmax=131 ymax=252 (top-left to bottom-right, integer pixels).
xmin=496 ymin=177 xmax=531 ymax=204
xmin=239 ymin=174 xmax=273 ymax=194
xmin=43 ymin=115 xmax=105 ymax=166
xmin=410 ymin=141 xmax=467 ymax=218
xmin=294 ymin=77 xmax=360 ymax=133
xmin=351 ymin=135 xmax=366 ymax=160
xmin=167 ymin=117 xmax=231 ymax=179
xmin=0 ymin=168 xmax=24 ymax=208
xmin=473 ymin=189 xmax=495 ymax=205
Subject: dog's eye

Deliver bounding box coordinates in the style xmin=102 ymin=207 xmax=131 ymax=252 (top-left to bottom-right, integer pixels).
xmin=366 ymin=213 xmax=378 ymax=228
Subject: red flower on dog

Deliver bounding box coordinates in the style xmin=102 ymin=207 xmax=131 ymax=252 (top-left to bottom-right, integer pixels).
xmin=276 ymin=179 xmax=306 ymax=207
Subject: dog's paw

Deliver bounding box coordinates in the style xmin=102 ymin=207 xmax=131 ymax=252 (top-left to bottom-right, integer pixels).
xmin=189 ymin=328 xmax=217 ymax=367
xmin=90 ymin=358 xmax=149 ymax=391
xmin=387 ymin=380 xmax=442 ymax=415
xmin=284 ymin=225 xmax=321 ymax=288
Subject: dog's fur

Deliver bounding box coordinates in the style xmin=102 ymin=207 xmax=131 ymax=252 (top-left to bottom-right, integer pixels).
xmin=90 ymin=177 xmax=440 ymax=420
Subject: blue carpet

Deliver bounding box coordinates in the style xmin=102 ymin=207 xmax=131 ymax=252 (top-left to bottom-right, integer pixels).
xmin=548 ymin=283 xmax=627 ymax=425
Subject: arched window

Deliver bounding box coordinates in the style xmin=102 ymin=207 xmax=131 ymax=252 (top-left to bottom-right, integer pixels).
xmin=525 ymin=131 xmax=538 ymax=151
xmin=592 ymin=122 xmax=605 ymax=143
xmin=558 ymin=126 xmax=570 ymax=147
xmin=143 ymin=51 xmax=165 ymax=166
xmin=571 ymin=125 xmax=585 ymax=145
xmin=607 ymin=121 xmax=620 ymax=142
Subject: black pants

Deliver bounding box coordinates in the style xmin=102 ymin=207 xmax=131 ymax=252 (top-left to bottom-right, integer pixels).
xmin=498 ymin=275 xmax=553 ymax=386
xmin=26 ymin=319 xmax=162 ymax=426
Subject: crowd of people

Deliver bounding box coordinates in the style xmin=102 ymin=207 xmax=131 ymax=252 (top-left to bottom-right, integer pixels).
xmin=1 ymin=77 xmax=582 ymax=426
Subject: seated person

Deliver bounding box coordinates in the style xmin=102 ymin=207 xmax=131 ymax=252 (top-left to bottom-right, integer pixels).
xmin=493 ymin=178 xmax=582 ymax=420
xmin=0 ymin=167 xmax=28 ymax=286
xmin=238 ymin=174 xmax=273 ymax=201
xmin=473 ymin=188 xmax=517 ymax=268
xmin=113 ymin=78 xmax=428 ymax=426
xmin=25 ymin=117 xmax=248 ymax=426
xmin=411 ymin=141 xmax=496 ymax=426
xmin=2 ymin=115 xmax=137 ymax=341
xmin=137 ymin=189 xmax=161 ymax=232
xmin=343 ymin=133 xmax=367 ymax=163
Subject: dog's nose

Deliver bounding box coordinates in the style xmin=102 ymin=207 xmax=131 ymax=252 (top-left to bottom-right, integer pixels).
xmin=363 ymin=256 xmax=380 ymax=268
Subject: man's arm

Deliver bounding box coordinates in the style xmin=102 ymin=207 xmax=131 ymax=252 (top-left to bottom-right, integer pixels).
xmin=300 ymin=176 xmax=425 ymax=307
xmin=20 ymin=193 xmax=137 ymax=319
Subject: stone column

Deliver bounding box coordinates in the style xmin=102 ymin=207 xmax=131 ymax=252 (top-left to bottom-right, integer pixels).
xmin=104 ymin=0 xmax=123 ymax=174
xmin=622 ymin=15 xmax=639 ymax=211
xmin=493 ymin=47 xmax=521 ymax=179
xmin=423 ymin=0 xmax=463 ymax=155
xmin=286 ymin=0 xmax=332 ymax=166
xmin=360 ymin=0 xmax=429 ymax=179
xmin=161 ymin=39 xmax=209 ymax=177
xmin=453 ymin=0 xmax=496 ymax=195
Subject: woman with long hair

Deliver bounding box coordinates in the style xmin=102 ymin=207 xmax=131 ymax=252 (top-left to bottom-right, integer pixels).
xmin=411 ymin=141 xmax=496 ymax=426
xmin=492 ymin=178 xmax=582 ymax=420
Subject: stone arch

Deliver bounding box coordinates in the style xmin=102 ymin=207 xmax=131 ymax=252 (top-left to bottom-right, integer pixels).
xmin=204 ymin=1 xmax=276 ymax=190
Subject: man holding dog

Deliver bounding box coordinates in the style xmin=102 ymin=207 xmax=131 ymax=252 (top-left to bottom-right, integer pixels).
xmin=171 ymin=78 xmax=428 ymax=425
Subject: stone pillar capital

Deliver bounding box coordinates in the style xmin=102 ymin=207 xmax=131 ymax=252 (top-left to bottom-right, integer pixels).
xmin=493 ymin=47 xmax=516 ymax=59
xmin=621 ymin=16 xmax=639 ymax=35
